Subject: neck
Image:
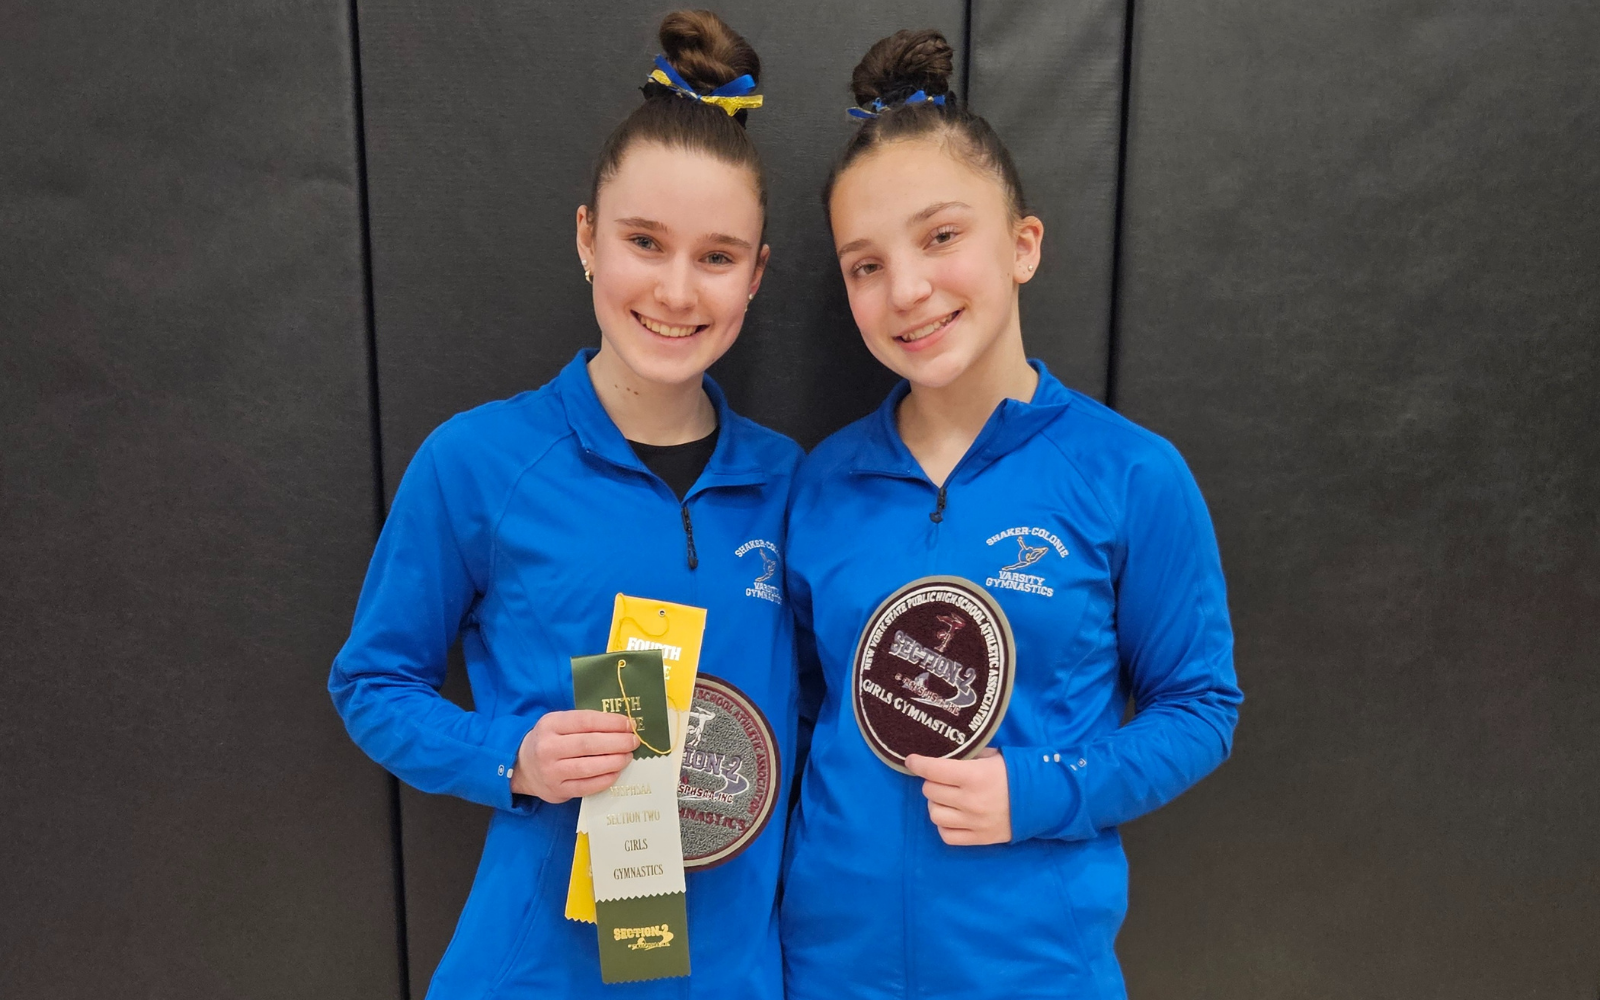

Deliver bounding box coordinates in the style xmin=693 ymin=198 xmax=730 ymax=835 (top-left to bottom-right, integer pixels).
xmin=587 ymin=346 xmax=716 ymax=446
xmin=898 ymin=314 xmax=1038 ymax=469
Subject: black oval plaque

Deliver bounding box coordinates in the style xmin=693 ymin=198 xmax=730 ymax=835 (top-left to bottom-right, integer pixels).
xmin=851 ymin=576 xmax=1016 ymax=773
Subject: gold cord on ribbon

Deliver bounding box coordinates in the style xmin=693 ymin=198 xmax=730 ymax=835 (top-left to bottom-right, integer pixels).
xmin=616 ymin=658 xmax=673 ymax=755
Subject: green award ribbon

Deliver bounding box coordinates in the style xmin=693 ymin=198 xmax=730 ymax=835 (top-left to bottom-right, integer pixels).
xmin=570 ymin=649 xmax=690 ymax=983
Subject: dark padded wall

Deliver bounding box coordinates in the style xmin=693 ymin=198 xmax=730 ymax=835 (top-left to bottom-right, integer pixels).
xmin=969 ymin=0 xmax=1125 ymax=400
xmin=353 ymin=4 xmax=984 ymax=986
xmin=8 ymin=0 xmax=1583 ymax=993
xmin=1113 ymin=1 xmax=1600 ymax=996
xmin=0 ymin=3 xmax=401 ymax=998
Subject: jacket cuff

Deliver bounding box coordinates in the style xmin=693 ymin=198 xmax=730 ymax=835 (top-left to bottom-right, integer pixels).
xmin=1003 ymin=746 xmax=1086 ymax=842
xmin=482 ymin=712 xmax=542 ymax=813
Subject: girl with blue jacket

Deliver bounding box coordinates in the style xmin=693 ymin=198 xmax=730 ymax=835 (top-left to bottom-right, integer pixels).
xmin=329 ymin=11 xmax=801 ymax=997
xmin=781 ymin=29 xmax=1243 ymax=999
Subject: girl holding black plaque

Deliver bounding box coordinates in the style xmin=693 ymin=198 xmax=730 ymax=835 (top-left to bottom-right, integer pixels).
xmin=330 ymin=11 xmax=797 ymax=997
xmin=780 ymin=29 xmax=1244 ymax=999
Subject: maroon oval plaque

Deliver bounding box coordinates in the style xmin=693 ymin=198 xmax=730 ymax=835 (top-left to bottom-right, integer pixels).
xmin=852 ymin=576 xmax=1016 ymax=773
xmin=678 ymin=674 xmax=781 ymax=870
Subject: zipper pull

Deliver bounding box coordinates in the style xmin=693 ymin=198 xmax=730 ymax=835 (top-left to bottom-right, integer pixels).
xmin=930 ymin=485 xmax=947 ymax=523
xmin=681 ymin=504 xmax=699 ymax=570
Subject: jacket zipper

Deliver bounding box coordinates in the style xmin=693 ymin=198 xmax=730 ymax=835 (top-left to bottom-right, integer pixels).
xmin=680 ymin=503 xmax=699 ymax=570
xmin=929 ymin=484 xmax=947 ymax=523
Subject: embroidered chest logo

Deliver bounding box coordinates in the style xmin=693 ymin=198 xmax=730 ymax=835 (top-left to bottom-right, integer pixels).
xmin=735 ymin=538 xmax=783 ymax=604
xmin=984 ymin=527 xmax=1069 ymax=597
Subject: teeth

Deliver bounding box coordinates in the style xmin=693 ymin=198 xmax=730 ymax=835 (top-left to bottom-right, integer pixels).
xmin=637 ymin=314 xmax=699 ymax=338
xmin=901 ymin=311 xmax=957 ymax=342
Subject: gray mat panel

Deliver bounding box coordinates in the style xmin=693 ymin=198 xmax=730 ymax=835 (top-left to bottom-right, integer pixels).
xmin=0 ymin=2 xmax=401 ymax=997
xmin=1112 ymin=2 xmax=1600 ymax=995
xmin=970 ymin=0 xmax=1125 ymax=399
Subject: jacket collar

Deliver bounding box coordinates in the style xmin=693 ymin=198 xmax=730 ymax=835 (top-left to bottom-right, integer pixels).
xmin=556 ymin=349 xmax=770 ymax=490
xmin=851 ymin=359 xmax=1074 ymax=483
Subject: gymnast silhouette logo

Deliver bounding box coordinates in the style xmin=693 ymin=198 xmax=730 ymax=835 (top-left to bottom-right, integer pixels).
xmin=754 ymin=549 xmax=777 ymax=584
xmin=736 ymin=538 xmax=783 ymax=604
xmin=683 ymin=706 xmax=717 ymax=749
xmin=1000 ymin=537 xmax=1050 ymax=572
xmin=984 ymin=525 xmax=1068 ymax=597
xmin=933 ymin=613 xmax=965 ymax=653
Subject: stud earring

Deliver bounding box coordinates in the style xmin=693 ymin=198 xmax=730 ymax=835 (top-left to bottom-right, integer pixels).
xmin=582 ymin=261 xmax=593 ymax=283
xmin=1027 ymin=263 xmax=1035 ymax=272
xmin=748 ymin=293 xmax=755 ymax=302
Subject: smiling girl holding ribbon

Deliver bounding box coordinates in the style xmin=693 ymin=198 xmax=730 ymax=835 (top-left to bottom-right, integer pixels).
xmin=329 ymin=11 xmax=799 ymax=997
xmin=780 ymin=29 xmax=1244 ymax=999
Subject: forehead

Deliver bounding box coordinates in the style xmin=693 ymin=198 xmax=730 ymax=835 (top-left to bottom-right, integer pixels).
xmin=597 ymin=142 xmax=763 ymax=236
xmin=829 ymin=137 xmax=1008 ymax=241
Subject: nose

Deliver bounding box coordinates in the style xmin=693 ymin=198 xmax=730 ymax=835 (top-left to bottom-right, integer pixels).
xmin=887 ymin=259 xmax=933 ymax=313
xmin=654 ymin=254 xmax=697 ymax=314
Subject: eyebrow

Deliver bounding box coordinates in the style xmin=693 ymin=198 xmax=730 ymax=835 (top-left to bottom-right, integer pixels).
xmin=614 ymin=216 xmax=753 ymax=251
xmin=614 ymin=216 xmax=665 ymax=232
xmin=912 ymin=200 xmax=971 ymax=222
xmin=835 ymin=200 xmax=974 ymax=258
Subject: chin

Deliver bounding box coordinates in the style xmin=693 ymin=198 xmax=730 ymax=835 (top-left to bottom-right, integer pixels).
xmin=618 ymin=332 xmax=731 ymax=387
xmin=630 ymin=352 xmax=712 ymax=387
xmin=872 ymin=341 xmax=973 ymax=391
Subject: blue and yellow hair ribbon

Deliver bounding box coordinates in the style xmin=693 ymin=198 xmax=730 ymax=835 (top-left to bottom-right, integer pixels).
xmin=649 ymin=55 xmax=764 ymax=116
xmin=847 ymin=90 xmax=946 ymax=119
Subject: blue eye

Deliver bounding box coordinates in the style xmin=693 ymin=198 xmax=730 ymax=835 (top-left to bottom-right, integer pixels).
xmin=630 ymin=235 xmax=658 ymax=250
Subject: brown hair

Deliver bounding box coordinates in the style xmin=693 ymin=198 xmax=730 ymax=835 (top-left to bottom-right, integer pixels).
xmin=824 ymin=28 xmax=1026 ymax=221
xmin=588 ymin=10 xmax=766 ymax=220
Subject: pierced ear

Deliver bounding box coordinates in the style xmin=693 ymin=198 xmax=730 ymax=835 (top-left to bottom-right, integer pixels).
xmin=749 ymin=243 xmax=772 ymax=297
xmin=1014 ymin=214 xmax=1044 ymax=283
xmin=575 ymin=205 xmax=596 ymax=268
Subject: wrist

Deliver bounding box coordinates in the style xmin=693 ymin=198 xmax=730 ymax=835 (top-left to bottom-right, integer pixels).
xmin=1001 ymin=745 xmax=1084 ymax=842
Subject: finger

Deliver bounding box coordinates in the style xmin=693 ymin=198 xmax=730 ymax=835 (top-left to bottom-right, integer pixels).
xmin=975 ymin=746 xmax=1001 ymax=758
xmin=553 ymin=730 xmax=640 ymax=758
xmin=920 ymin=778 xmax=967 ymax=808
xmin=559 ymin=773 xmax=626 ymax=798
xmin=927 ymin=802 xmax=974 ymax=830
xmin=554 ymin=751 xmax=634 ymax=782
xmin=545 ymin=710 xmax=638 ymax=735
xmin=937 ymin=827 xmax=992 ymax=847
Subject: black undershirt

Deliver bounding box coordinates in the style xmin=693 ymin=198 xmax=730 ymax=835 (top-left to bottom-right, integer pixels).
xmin=629 ymin=426 xmax=719 ymax=501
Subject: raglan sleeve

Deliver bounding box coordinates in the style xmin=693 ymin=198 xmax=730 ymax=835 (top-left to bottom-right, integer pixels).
xmin=327 ymin=431 xmax=542 ymax=812
xmin=1004 ymin=443 xmax=1243 ymax=842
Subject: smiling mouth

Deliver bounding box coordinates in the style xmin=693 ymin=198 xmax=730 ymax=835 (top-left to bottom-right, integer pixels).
xmin=897 ymin=310 xmax=961 ymax=344
xmin=634 ymin=311 xmax=707 ymax=339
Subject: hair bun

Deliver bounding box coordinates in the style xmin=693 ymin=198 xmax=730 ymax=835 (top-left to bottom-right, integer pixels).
xmin=658 ymin=9 xmax=761 ymax=94
xmin=851 ymin=28 xmax=954 ymax=106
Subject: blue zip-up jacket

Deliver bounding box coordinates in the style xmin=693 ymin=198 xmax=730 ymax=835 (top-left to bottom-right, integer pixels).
xmin=330 ymin=350 xmax=802 ymax=999
xmin=781 ymin=361 xmax=1242 ymax=999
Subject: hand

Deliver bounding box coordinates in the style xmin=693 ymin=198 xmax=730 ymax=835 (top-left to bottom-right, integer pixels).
xmin=511 ymin=709 xmax=639 ymax=804
xmin=904 ymin=748 xmax=1012 ymax=846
